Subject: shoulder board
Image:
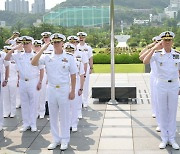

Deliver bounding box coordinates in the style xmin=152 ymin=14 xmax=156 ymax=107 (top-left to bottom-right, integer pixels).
xmin=76 ymin=55 xmax=81 ymax=58
xmin=175 ymin=50 xmax=180 ymax=54
xmin=66 ymin=52 xmax=73 ymax=56
xmin=155 ymin=50 xmax=162 ymax=53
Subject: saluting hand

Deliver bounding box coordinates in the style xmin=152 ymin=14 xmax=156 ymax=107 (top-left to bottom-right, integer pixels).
xmin=41 ymin=42 xmax=51 ymax=52
xmin=12 ymin=43 xmax=23 ymax=51
xmin=152 ymin=41 xmax=163 ymax=51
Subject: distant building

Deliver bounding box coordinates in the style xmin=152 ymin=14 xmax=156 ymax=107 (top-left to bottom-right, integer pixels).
xmin=164 ymin=0 xmax=180 ymax=18
xmin=177 ymin=22 xmax=180 ymax=26
xmin=5 ymin=0 xmax=29 ymax=13
xmin=133 ymin=18 xmax=149 ymax=25
xmin=32 ymin=0 xmax=45 ymax=14
xmin=0 ymin=21 xmax=6 ymax=27
xmin=149 ymin=13 xmax=166 ymax=22
xmin=43 ymin=6 xmax=110 ymax=27
xmin=132 ymin=9 xmax=153 ymax=13
xmin=33 ymin=19 xmax=42 ymax=27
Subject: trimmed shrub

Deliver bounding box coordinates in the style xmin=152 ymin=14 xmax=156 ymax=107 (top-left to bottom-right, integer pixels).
xmin=115 ymin=54 xmax=132 ymax=64
xmin=131 ymin=53 xmax=142 ymax=63
xmin=93 ymin=53 xmax=142 ymax=64
xmin=93 ymin=54 xmax=110 ymax=64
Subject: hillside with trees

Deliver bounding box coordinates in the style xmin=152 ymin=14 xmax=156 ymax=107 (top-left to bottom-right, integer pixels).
xmin=55 ymin=0 xmax=169 ymax=9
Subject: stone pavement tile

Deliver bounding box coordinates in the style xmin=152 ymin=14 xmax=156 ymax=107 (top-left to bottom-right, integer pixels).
xmin=28 ymin=136 xmax=52 ymax=150
xmin=94 ymin=83 xmax=111 ymax=87
xmin=98 ymin=150 xmax=134 ymax=154
xmin=177 ymin=111 xmax=180 ymax=118
xmin=66 ymin=150 xmax=97 ymax=154
xmin=105 ymin=111 xmax=131 ymax=118
xmin=26 ymin=150 xmax=61 ymax=154
xmin=131 ymin=104 xmax=151 ymax=110
xmin=88 ymin=103 xmax=107 ymax=111
xmin=116 ymin=83 xmax=133 ymax=86
xmin=135 ymin=150 xmax=171 ymax=154
xmin=0 ymin=127 xmax=16 ymax=141
xmin=0 ymin=131 xmax=4 ymax=142
xmin=103 ymin=118 xmax=131 ymax=126
xmin=0 ymin=136 xmax=35 ymax=151
xmin=3 ymin=116 xmax=22 ymax=127
xmin=106 ymin=105 xmax=130 ymax=111
xmin=36 ymin=117 xmax=49 ymax=126
xmin=44 ymin=121 xmax=50 ymax=127
xmin=131 ymin=110 xmax=154 ymax=118
xmin=176 ymin=127 xmax=180 ymax=135
xmin=82 ymin=110 xmax=105 ymax=118
xmin=101 ymin=127 xmax=132 ymax=137
xmin=172 ymin=150 xmax=180 ymax=154
xmin=98 ymin=138 xmax=133 ymax=150
xmin=132 ymin=127 xmax=160 ymax=138
xmin=26 ymin=149 xmax=97 ymax=154
xmin=78 ymin=118 xmax=104 ymax=127
xmin=176 ymin=118 xmax=180 ymax=127
xmin=0 ymin=149 xmax=25 ymax=154
xmin=133 ymin=137 xmax=166 ymax=150
xmin=131 ymin=117 xmax=157 ymax=127
xmin=70 ymin=127 xmax=101 ymax=138
xmin=6 ymin=126 xmax=44 ymax=137
xmin=38 ymin=127 xmax=53 ymax=139
xmin=174 ymin=137 xmax=180 ymax=144
xmin=69 ymin=137 xmax=99 ymax=151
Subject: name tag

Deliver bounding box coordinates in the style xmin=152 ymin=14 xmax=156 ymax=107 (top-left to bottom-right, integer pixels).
xmin=62 ymin=58 xmax=68 ymax=63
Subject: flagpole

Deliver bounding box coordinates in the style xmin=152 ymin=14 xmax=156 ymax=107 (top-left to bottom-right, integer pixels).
xmin=108 ymin=0 xmax=118 ymax=105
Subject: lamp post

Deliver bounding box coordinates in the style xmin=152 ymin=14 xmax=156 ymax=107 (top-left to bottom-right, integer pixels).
xmin=108 ymin=0 xmax=118 ymax=105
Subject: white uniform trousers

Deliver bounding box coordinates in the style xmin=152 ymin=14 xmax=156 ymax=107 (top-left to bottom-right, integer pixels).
xmin=48 ymin=84 xmax=70 ymax=144
xmin=150 ymin=73 xmax=156 ymax=115
xmin=153 ymin=79 xmax=161 ymax=128
xmin=0 ymin=85 xmax=3 ymax=127
xmin=70 ymin=77 xmax=80 ymax=128
xmin=78 ymin=95 xmax=83 ymax=117
xmin=16 ymin=87 xmax=21 ymax=108
xmin=38 ymin=80 xmax=47 ymax=117
xmin=19 ymin=78 xmax=39 ymax=128
xmin=82 ymin=65 xmax=90 ymax=106
xmin=150 ymin=74 xmax=161 ymax=127
xmin=3 ymin=81 xmax=17 ymax=116
xmin=157 ymin=80 xmax=179 ymax=142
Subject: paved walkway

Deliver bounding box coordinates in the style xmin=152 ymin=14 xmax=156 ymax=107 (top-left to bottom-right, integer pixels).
xmin=0 ymin=73 xmax=180 ymax=154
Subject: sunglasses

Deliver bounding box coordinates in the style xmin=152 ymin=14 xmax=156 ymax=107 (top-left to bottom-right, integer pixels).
xmin=34 ymin=45 xmax=41 ymax=47
xmin=164 ymin=39 xmax=172 ymax=41
xmin=23 ymin=42 xmax=31 ymax=45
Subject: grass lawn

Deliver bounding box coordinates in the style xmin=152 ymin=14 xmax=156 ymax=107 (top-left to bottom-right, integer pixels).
xmin=176 ymin=47 xmax=180 ymax=51
xmin=93 ymin=64 xmax=145 ymax=73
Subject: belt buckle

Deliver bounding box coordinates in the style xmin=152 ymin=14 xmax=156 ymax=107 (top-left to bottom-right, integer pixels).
xmin=56 ymin=85 xmax=60 ymax=88
xmin=168 ymin=80 xmax=172 ymax=82
xmin=25 ymin=78 xmax=29 ymax=81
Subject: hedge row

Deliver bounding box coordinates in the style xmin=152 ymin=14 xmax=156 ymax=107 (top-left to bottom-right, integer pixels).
xmin=93 ymin=53 xmax=142 ymax=64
